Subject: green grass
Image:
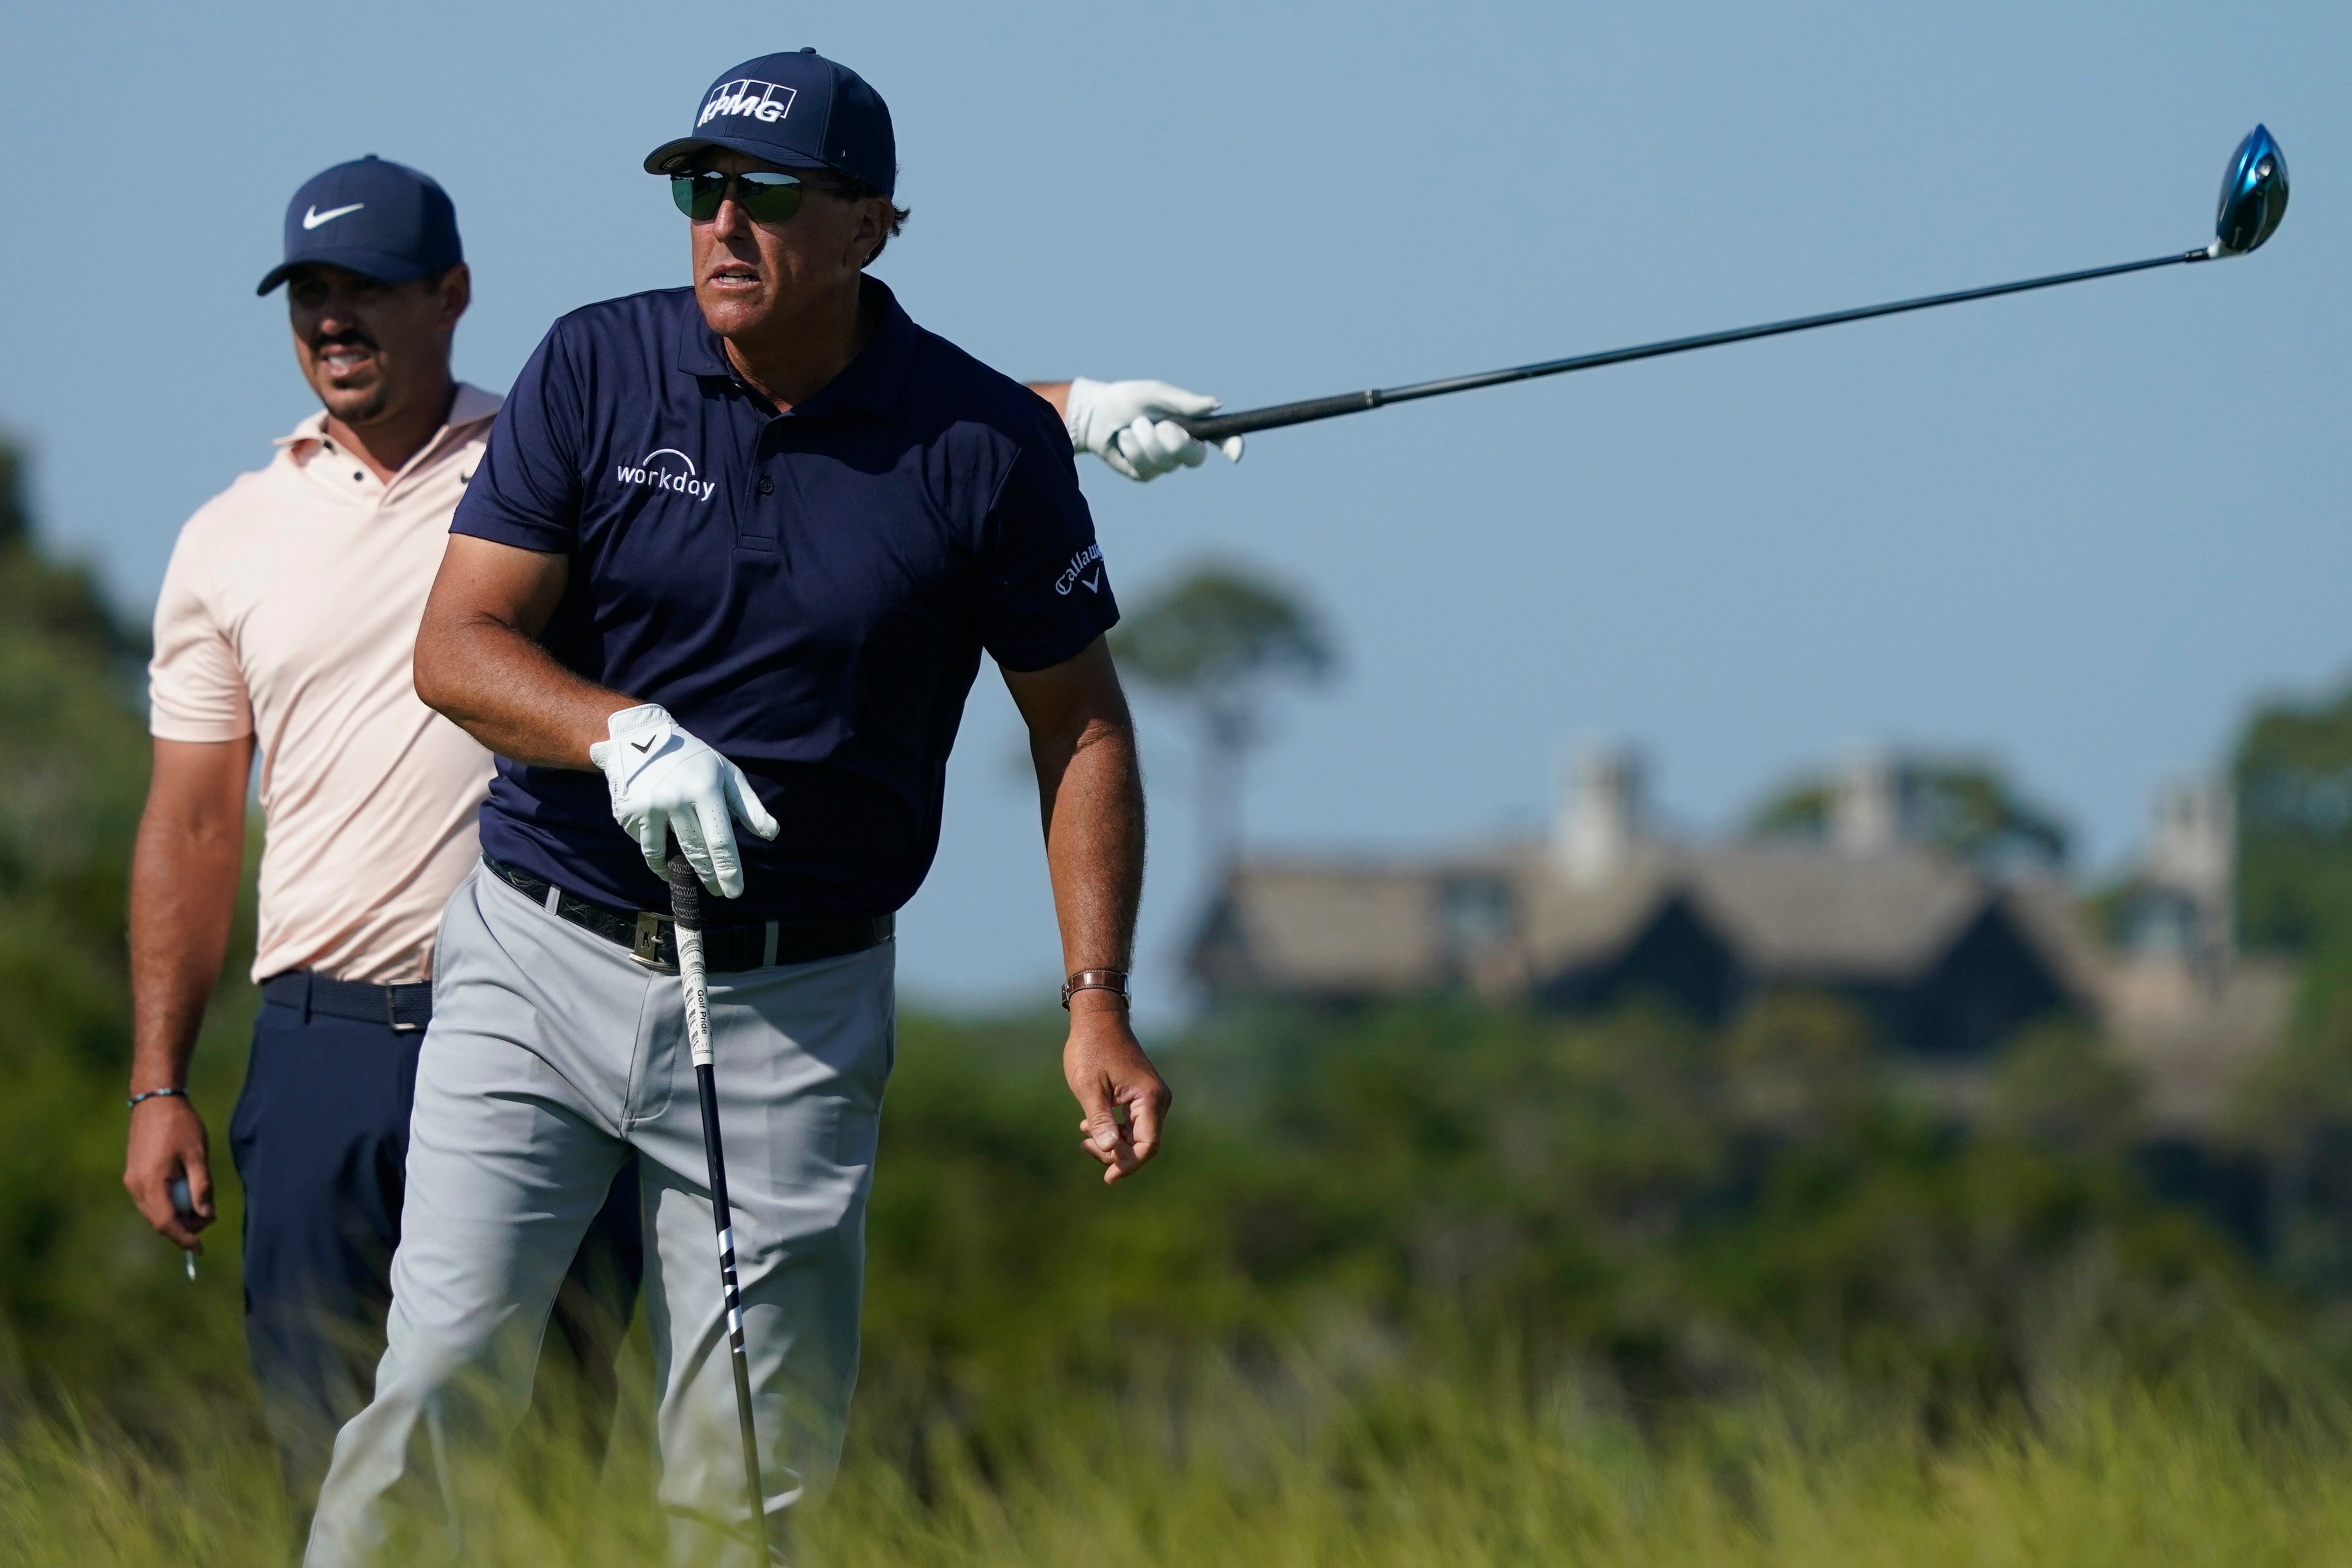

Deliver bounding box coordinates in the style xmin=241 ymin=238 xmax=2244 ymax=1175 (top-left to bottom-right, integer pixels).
xmin=9 ymin=1362 xmax=2352 ymax=1566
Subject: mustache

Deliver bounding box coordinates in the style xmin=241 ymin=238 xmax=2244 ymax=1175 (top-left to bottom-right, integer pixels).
xmin=308 ymin=329 xmax=379 ymax=354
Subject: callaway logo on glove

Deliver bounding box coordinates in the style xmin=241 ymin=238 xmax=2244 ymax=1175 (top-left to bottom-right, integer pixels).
xmin=589 ymin=704 xmax=779 ymax=899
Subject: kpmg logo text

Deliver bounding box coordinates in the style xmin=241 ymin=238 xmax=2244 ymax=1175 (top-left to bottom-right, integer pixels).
xmin=699 ymin=79 xmax=798 ymax=128
xmin=615 ymin=448 xmax=715 ymax=501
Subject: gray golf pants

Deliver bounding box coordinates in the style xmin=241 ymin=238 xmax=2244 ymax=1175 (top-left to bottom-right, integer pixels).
xmin=304 ymin=862 xmax=894 ymax=1567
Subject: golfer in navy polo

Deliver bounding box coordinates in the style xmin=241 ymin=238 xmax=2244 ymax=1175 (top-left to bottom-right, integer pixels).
xmin=305 ymin=49 xmax=1168 ymax=1564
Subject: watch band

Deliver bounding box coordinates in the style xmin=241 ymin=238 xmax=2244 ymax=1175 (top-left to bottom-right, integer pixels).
xmin=1060 ymin=968 xmax=1131 ymax=1009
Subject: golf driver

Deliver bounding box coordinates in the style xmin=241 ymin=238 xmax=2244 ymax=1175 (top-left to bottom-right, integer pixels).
xmin=667 ymin=848 xmax=773 ymax=1564
xmin=1175 ymin=125 xmax=2288 ymax=445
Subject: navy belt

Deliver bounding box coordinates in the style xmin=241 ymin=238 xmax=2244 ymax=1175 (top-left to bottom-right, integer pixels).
xmin=484 ymin=858 xmax=891 ymax=974
xmin=261 ymin=970 xmax=433 ymax=1033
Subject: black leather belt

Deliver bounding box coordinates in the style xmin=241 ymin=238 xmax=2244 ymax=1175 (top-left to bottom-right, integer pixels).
xmin=485 ymin=858 xmax=890 ymax=974
xmin=262 ymin=970 xmax=433 ymax=1033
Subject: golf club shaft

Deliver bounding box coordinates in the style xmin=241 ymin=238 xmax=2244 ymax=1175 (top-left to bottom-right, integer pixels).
xmin=668 ymin=852 xmax=772 ymax=1564
xmin=1174 ymin=247 xmax=2208 ymax=443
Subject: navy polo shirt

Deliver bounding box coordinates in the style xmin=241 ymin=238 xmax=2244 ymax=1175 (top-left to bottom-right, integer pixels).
xmin=450 ymin=278 xmax=1118 ymax=919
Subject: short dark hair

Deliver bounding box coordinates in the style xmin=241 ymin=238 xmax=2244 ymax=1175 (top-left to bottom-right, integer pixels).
xmin=807 ymin=169 xmax=910 ymax=266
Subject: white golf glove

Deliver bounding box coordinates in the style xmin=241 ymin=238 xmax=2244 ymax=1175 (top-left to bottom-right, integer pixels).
xmin=588 ymin=704 xmax=778 ymax=899
xmin=1064 ymin=378 xmax=1246 ymax=482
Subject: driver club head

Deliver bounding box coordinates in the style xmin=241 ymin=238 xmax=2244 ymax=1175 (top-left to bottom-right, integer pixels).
xmin=2211 ymin=124 xmax=2288 ymax=257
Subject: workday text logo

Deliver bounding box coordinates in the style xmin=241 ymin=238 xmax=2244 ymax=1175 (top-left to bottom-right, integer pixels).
xmin=614 ymin=448 xmax=716 ymax=501
xmin=699 ymin=79 xmax=797 ymax=128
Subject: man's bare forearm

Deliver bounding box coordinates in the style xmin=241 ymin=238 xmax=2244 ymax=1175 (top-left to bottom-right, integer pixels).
xmin=415 ymin=611 xmax=632 ymax=768
xmin=1007 ymin=641 xmax=1165 ymax=1179
xmin=126 ymin=737 xmax=246 ymax=1240
xmin=1031 ymin=708 xmax=1144 ymax=975
xmin=128 ymin=737 xmax=253 ymax=1090
xmin=1004 ymin=640 xmax=1146 ymax=973
xmin=413 ymin=535 xmax=632 ymax=768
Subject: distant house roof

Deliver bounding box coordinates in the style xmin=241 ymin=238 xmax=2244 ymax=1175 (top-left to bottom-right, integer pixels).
xmin=1684 ymin=845 xmax=1987 ymax=982
xmin=1196 ymin=838 xmax=2086 ymax=1002
xmin=1188 ymin=829 xmax=2293 ymax=1126
xmin=1191 ymin=858 xmax=1458 ymax=996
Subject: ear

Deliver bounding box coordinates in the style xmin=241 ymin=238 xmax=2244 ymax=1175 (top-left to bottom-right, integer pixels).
xmin=848 ymin=198 xmax=890 ymax=269
xmin=438 ymin=263 xmax=474 ymax=329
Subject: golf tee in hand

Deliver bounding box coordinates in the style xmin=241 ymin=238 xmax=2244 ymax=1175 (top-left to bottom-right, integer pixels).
xmin=591 ymin=704 xmax=778 ymax=898
xmin=169 ymin=1177 xmax=199 ymax=1280
xmin=1064 ymin=378 xmax=1246 ymax=481
xmin=123 ymin=1093 xmax=213 ymax=1252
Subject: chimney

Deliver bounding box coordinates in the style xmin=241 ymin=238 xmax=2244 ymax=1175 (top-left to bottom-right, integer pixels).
xmin=1555 ymin=744 xmax=1644 ymax=886
xmin=2145 ymin=777 xmax=2236 ymax=959
xmin=1831 ymin=749 xmax=1902 ymax=854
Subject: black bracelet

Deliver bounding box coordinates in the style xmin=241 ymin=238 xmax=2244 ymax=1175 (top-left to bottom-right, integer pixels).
xmin=127 ymin=1087 xmax=191 ymax=1110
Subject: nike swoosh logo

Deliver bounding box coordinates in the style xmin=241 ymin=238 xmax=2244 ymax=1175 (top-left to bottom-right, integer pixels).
xmin=302 ymin=202 xmax=365 ymax=230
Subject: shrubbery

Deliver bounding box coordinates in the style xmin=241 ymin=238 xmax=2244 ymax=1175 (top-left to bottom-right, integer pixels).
xmin=860 ymin=995 xmax=2294 ymax=1453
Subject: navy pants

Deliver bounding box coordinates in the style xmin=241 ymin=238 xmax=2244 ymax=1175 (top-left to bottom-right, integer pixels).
xmin=230 ymin=984 xmax=644 ymax=1519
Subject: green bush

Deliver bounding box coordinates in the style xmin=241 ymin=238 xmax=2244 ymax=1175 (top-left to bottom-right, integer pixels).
xmin=0 ymin=439 xmax=258 ymax=1421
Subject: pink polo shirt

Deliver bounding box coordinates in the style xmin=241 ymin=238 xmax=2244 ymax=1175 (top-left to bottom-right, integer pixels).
xmin=148 ymin=385 xmax=501 ymax=984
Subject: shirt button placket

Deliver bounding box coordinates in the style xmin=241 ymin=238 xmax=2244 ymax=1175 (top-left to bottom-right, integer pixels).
xmin=739 ymin=422 xmax=786 ymax=557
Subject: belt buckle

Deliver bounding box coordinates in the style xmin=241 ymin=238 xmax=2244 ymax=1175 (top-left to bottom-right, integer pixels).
xmin=631 ymin=911 xmax=670 ymax=968
xmin=384 ymin=989 xmax=422 ymax=1034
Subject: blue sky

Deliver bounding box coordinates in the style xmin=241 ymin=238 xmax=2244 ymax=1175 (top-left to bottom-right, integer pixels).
xmin=2 ymin=1 xmax=2345 ymax=1021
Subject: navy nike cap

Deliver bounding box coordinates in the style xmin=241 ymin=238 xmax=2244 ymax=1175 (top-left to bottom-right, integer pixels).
xmin=256 ymin=156 xmax=464 ymax=296
xmin=642 ymin=48 xmax=896 ymax=197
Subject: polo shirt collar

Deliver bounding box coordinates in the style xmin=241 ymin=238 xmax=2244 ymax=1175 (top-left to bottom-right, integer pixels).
xmin=676 ymin=276 xmax=918 ymax=420
xmin=276 ymin=380 xmax=501 ymax=460
xmin=275 ymin=383 xmax=501 ymax=503
xmin=445 ymin=381 xmax=503 ymax=430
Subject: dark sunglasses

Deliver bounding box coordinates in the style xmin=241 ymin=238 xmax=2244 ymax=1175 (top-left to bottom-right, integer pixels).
xmin=669 ymin=168 xmax=807 ymax=224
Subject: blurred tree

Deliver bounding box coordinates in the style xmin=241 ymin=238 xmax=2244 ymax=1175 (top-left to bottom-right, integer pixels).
xmin=1110 ymin=560 xmax=1335 ymax=870
xmin=1746 ymin=758 xmax=2069 ymax=869
xmin=0 ymin=432 xmax=256 ymax=1423
xmin=2232 ymin=983 xmax=2352 ymax=1300
xmin=871 ymin=992 xmax=2260 ymax=1417
xmin=2226 ymin=677 xmax=2352 ymax=1284
xmin=1987 ymin=1021 xmax=2144 ymax=1160
xmin=2233 ymin=679 xmax=2352 ymax=965
xmin=1717 ymin=991 xmax=1876 ymax=1141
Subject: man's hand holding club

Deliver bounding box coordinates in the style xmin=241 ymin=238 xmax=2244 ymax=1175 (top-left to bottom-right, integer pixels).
xmin=592 ymin=704 xmax=778 ymax=899
xmin=1064 ymin=377 xmax=1245 ymax=482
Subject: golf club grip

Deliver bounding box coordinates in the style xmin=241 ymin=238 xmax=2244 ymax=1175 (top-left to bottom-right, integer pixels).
xmin=666 ymin=849 xmax=705 ymax=933
xmin=1175 ymin=391 xmax=1382 ymax=442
